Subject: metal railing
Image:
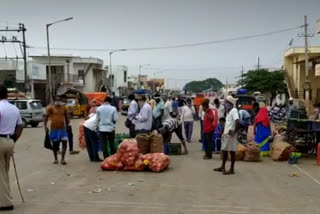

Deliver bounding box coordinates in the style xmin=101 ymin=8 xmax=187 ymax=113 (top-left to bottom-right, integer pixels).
xmin=54 ymin=73 xmax=84 ymax=84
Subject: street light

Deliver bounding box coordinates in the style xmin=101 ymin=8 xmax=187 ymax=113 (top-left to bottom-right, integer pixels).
xmin=138 ymin=64 xmax=151 ymax=89
xmin=46 ymin=17 xmax=73 ymax=103
xmin=109 ymin=49 xmax=126 ymax=93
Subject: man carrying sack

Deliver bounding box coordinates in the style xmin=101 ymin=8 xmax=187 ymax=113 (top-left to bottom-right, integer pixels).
xmin=0 ymin=85 xmax=23 ymax=211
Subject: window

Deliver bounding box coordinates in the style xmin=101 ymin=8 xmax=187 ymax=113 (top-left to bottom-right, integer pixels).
xmin=29 ymin=101 xmax=42 ymax=110
xmin=124 ymin=71 xmax=127 ymax=83
xmin=78 ymin=70 xmax=85 ymax=84
xmin=16 ymin=101 xmax=28 ymax=110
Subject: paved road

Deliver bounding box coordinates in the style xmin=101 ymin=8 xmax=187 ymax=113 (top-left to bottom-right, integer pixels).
xmin=6 ymin=115 xmax=320 ymax=214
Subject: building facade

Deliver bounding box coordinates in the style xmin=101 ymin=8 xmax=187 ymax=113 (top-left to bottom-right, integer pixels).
xmin=30 ymin=55 xmax=106 ymax=105
xmin=283 ymin=46 xmax=320 ymax=113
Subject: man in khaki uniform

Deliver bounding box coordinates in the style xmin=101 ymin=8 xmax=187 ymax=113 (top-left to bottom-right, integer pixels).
xmin=0 ymin=85 xmax=23 ymax=210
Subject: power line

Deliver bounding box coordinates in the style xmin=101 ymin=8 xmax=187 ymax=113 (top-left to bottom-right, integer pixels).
xmin=28 ymin=25 xmax=304 ymax=52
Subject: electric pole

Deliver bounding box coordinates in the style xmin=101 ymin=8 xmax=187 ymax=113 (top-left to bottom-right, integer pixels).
xmin=0 ymin=23 xmax=28 ymax=92
xmin=241 ymin=66 xmax=244 ymax=87
xmin=298 ymin=16 xmax=314 ymax=113
xmin=257 ymin=57 xmax=260 ymax=70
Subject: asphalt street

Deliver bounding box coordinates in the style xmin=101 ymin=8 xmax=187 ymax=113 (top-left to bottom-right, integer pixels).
xmin=5 ymin=115 xmax=320 ymax=214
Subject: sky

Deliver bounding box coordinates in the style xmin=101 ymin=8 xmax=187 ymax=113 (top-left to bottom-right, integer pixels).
xmin=0 ymin=0 xmax=320 ymax=89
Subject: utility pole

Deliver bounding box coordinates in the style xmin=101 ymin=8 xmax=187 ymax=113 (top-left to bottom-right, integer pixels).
xmin=20 ymin=24 xmax=28 ymax=92
xmin=0 ymin=24 xmax=28 ymax=92
xmin=298 ymin=16 xmax=314 ymax=113
xmin=257 ymin=57 xmax=260 ymax=70
xmin=241 ymin=66 xmax=244 ymax=87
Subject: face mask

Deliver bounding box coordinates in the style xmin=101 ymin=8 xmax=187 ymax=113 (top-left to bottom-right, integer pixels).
xmin=54 ymin=101 xmax=64 ymax=106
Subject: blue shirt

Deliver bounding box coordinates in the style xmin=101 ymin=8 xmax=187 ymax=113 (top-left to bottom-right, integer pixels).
xmin=133 ymin=102 xmax=153 ymax=131
xmin=96 ymin=103 xmax=118 ymax=132
xmin=153 ymin=100 xmax=164 ymax=119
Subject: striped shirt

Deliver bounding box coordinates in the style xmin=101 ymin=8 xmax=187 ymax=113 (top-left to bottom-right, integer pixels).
xmin=162 ymin=118 xmax=181 ymax=132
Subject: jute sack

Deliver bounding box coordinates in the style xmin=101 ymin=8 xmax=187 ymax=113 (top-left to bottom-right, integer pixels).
xmin=244 ymin=142 xmax=261 ymax=162
xmin=150 ymin=133 xmax=164 ymax=153
xmin=135 ymin=134 xmax=150 ymax=154
xmin=220 ymin=144 xmax=246 ymax=161
xmin=271 ymin=141 xmax=294 ymax=161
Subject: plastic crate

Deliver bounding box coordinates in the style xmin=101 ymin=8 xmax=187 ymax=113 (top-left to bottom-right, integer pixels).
xmin=287 ymin=119 xmax=298 ymax=130
xmin=295 ymin=119 xmax=311 ymax=130
xmin=169 ymin=143 xmax=181 ymax=155
xmin=311 ymin=120 xmax=320 ymax=131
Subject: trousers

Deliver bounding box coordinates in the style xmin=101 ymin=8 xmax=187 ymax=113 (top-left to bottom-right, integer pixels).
xmin=0 ymin=137 xmax=14 ymax=207
xmin=84 ymin=127 xmax=100 ymax=161
xmin=184 ymin=121 xmax=193 ymax=142
xmin=99 ymin=131 xmax=116 ymax=159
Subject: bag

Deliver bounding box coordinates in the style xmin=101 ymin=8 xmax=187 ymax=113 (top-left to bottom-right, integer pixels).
xmin=150 ymin=133 xmax=164 ymax=153
xmin=244 ymin=143 xmax=261 ymax=162
xmin=44 ymin=131 xmax=52 ymax=150
xmin=125 ymin=118 xmax=132 ymax=128
xmin=271 ymin=141 xmax=295 ymax=161
xmin=220 ymin=144 xmax=246 ymax=161
xmin=135 ymin=134 xmax=150 ymax=154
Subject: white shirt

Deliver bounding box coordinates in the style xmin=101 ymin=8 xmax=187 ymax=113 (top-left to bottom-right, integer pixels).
xmin=128 ymin=100 xmax=139 ymax=121
xmin=133 ymin=102 xmax=153 ymax=131
xmin=83 ymin=114 xmax=98 ymax=131
xmin=214 ymin=105 xmax=225 ymax=119
xmin=0 ymin=100 xmax=23 ymax=135
xmin=224 ymin=108 xmax=239 ymax=134
xmin=163 ymin=100 xmax=173 ymax=121
xmin=181 ymin=105 xmax=195 ymax=122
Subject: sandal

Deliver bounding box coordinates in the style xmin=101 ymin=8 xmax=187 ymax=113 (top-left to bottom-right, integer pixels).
xmin=214 ymin=167 xmax=225 ymax=172
xmin=53 ymin=160 xmax=59 ymax=164
xmin=60 ymin=160 xmax=67 ymax=165
xmin=223 ymin=170 xmax=235 ymax=175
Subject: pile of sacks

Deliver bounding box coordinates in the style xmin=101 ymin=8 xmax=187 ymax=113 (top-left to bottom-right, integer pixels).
xmin=101 ymin=139 xmax=170 ymax=172
xmin=220 ymin=143 xmax=261 ymax=162
xmin=135 ymin=132 xmax=164 ymax=154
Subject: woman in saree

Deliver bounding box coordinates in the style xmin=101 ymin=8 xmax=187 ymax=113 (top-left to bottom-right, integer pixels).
xmin=254 ymin=107 xmax=271 ymax=156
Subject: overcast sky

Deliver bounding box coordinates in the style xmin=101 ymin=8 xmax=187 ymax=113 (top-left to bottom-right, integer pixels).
xmin=1 ymin=0 xmax=320 ymax=88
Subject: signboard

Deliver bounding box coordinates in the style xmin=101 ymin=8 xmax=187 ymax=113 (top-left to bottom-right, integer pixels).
xmin=30 ymin=63 xmax=46 ymax=80
xmin=316 ymin=64 xmax=320 ymax=77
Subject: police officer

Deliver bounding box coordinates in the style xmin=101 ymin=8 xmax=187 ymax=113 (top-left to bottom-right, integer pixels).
xmin=0 ymin=85 xmax=23 ymax=210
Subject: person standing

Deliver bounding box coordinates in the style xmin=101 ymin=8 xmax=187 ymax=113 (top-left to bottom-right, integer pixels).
xmin=153 ymin=94 xmax=164 ymax=130
xmin=83 ymin=113 xmax=101 ymax=162
xmin=133 ymin=95 xmax=153 ymax=135
xmin=45 ymin=95 xmax=70 ymax=165
xmin=60 ymin=94 xmax=80 ymax=155
xmin=202 ymin=99 xmax=216 ymax=159
xmin=181 ymin=100 xmax=195 ymax=143
xmin=287 ymin=97 xmax=297 ymax=119
xmin=0 ymin=85 xmax=23 ymax=211
xmin=163 ymin=97 xmax=173 ymax=122
xmin=96 ymin=96 xmax=119 ymax=159
xmin=127 ymin=94 xmax=139 ymax=138
xmin=254 ymin=107 xmax=271 ymax=156
xmin=214 ymin=96 xmax=240 ymax=175
xmin=213 ymin=98 xmax=225 ymax=119
xmin=85 ymin=99 xmax=98 ymax=119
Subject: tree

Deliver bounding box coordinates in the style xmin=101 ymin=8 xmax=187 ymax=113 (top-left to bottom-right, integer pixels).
xmin=240 ymin=69 xmax=287 ymax=104
xmin=184 ymin=78 xmax=223 ymax=93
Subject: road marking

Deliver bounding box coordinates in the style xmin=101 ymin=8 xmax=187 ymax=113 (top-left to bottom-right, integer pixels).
xmin=293 ymin=164 xmax=320 ymax=185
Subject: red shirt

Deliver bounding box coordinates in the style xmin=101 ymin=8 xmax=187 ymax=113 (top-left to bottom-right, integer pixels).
xmin=203 ymin=109 xmax=215 ymax=134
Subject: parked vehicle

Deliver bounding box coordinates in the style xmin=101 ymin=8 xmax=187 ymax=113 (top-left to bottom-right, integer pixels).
xmin=269 ymin=105 xmax=287 ymax=123
xmin=8 ymin=99 xmax=44 ymax=128
xmin=64 ymin=88 xmax=88 ymax=118
xmin=236 ymin=94 xmax=255 ymax=113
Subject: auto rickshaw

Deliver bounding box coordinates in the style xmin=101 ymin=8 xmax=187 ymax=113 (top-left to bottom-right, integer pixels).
xmin=64 ymin=88 xmax=88 ymax=118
